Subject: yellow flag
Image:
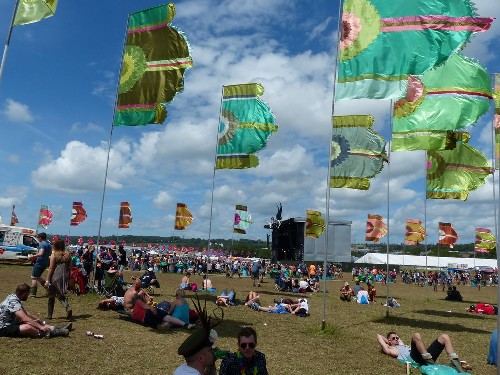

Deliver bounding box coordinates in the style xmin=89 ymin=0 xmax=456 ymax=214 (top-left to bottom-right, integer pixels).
xmin=305 ymin=210 xmax=325 ymax=239
xmin=14 ymin=0 xmax=58 ymax=26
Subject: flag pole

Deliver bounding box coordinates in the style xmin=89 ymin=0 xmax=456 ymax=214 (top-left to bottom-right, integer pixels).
xmin=424 ymin=152 xmax=428 ymax=272
xmin=92 ymin=14 xmax=130 ymax=289
xmin=0 ymin=0 xmax=20 ymax=87
xmin=321 ymin=0 xmax=344 ymax=330
xmin=384 ymin=100 xmax=394 ymax=317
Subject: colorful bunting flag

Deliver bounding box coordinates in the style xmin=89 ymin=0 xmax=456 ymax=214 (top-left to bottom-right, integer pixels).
xmin=392 ymin=54 xmax=493 ymax=151
xmin=10 ymin=205 xmax=19 ymax=226
xmin=365 ymin=214 xmax=387 ymax=242
xmin=495 ymin=74 xmax=500 ymax=169
xmin=70 ymin=202 xmax=87 ymax=226
xmin=118 ymin=202 xmax=133 ymax=229
xmin=438 ymin=222 xmax=458 ymax=248
xmin=336 ymin=0 xmax=492 ymax=100
xmin=38 ymin=205 xmax=52 ymax=229
xmin=216 ymin=83 xmax=278 ymax=169
xmin=331 ymin=115 xmax=387 ymax=190
xmin=174 ymin=203 xmax=193 ymax=230
xmin=404 ymin=218 xmax=426 ymax=245
xmin=13 ymin=0 xmax=58 ymax=26
xmin=305 ymin=210 xmax=326 ymax=239
xmin=114 ymin=3 xmax=193 ymax=126
xmin=426 ymin=132 xmax=492 ymax=200
xmin=233 ymin=205 xmax=252 ymax=234
xmin=475 ymin=227 xmax=496 ymax=253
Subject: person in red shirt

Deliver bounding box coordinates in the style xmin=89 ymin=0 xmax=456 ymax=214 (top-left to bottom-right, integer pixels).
xmin=467 ymin=303 xmax=498 ymax=315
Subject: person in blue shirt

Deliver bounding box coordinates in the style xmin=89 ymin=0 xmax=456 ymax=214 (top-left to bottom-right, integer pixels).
xmin=29 ymin=232 xmax=52 ymax=297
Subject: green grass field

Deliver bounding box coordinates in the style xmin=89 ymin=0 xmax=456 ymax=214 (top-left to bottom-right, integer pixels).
xmin=0 ymin=265 xmax=497 ymax=375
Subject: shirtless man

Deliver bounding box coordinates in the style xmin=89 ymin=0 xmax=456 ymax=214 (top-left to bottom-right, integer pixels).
xmin=124 ymin=279 xmax=149 ymax=310
xmin=376 ymin=331 xmax=471 ymax=371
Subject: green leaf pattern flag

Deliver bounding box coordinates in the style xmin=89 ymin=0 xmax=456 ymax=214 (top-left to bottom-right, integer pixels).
xmin=337 ymin=0 xmax=493 ymax=100
xmin=426 ymin=133 xmax=492 ymax=200
xmin=331 ymin=115 xmax=387 ymax=190
xmin=475 ymin=228 xmax=496 ymax=253
xmin=14 ymin=0 xmax=58 ymax=26
xmin=216 ymin=83 xmax=278 ymax=169
xmin=114 ymin=3 xmax=193 ymax=126
xmin=392 ymin=54 xmax=493 ymax=151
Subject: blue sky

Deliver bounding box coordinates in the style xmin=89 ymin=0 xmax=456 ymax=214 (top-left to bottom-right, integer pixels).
xmin=0 ymin=0 xmax=499 ymax=245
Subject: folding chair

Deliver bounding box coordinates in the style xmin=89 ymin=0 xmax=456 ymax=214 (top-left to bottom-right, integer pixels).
xmin=100 ymin=270 xmax=120 ymax=296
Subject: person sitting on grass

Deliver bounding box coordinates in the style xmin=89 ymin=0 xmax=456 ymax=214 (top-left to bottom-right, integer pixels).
xmin=180 ymin=271 xmax=192 ymax=290
xmin=167 ymin=289 xmax=196 ymax=329
xmin=132 ymin=267 xmax=160 ymax=289
xmin=340 ymin=282 xmax=353 ymax=301
xmin=367 ymin=283 xmax=377 ymax=302
xmin=0 ymin=283 xmax=70 ymax=338
xmin=445 ymin=286 xmax=463 ymax=302
xmin=376 ymin=331 xmax=472 ymax=371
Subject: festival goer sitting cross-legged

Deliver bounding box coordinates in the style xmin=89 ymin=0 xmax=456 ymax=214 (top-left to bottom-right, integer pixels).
xmin=180 ymin=272 xmax=192 ymax=290
xmin=376 ymin=331 xmax=472 ymax=372
xmin=340 ymin=282 xmax=353 ymax=301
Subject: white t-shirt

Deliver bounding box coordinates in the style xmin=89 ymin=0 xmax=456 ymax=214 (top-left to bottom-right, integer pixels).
xmin=298 ymin=280 xmax=309 ymax=289
xmin=173 ymin=363 xmax=201 ymax=375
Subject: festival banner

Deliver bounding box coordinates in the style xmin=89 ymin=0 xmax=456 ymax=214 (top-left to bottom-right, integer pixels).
xmin=495 ymin=74 xmax=500 ymax=169
xmin=438 ymin=222 xmax=458 ymax=248
xmin=475 ymin=228 xmax=496 ymax=253
xmin=14 ymin=0 xmax=58 ymax=26
xmin=38 ymin=205 xmax=52 ymax=229
xmin=405 ymin=218 xmax=426 ymax=245
xmin=233 ymin=205 xmax=252 ymax=234
xmin=10 ymin=205 xmax=19 ymax=226
xmin=305 ymin=210 xmax=326 ymax=239
xmin=336 ymin=0 xmax=492 ymax=100
xmin=174 ymin=203 xmax=193 ymax=230
xmin=216 ymin=83 xmax=278 ymax=169
xmin=331 ymin=115 xmax=387 ymax=190
xmin=118 ymin=202 xmax=133 ymax=229
xmin=365 ymin=214 xmax=387 ymax=242
xmin=70 ymin=202 xmax=87 ymax=226
xmin=114 ymin=3 xmax=192 ymax=126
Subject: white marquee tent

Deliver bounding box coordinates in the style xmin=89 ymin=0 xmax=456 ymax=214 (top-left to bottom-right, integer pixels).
xmin=354 ymin=252 xmax=497 ymax=270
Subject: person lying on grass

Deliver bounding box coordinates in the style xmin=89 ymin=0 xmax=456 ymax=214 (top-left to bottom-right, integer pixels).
xmin=376 ymin=331 xmax=472 ymax=371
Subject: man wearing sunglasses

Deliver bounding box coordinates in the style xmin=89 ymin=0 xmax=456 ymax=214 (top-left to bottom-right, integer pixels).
xmin=219 ymin=327 xmax=269 ymax=375
xmin=376 ymin=332 xmax=472 ymax=371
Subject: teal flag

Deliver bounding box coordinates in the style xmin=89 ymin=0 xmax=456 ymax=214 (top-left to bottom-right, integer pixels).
xmin=331 ymin=115 xmax=387 ymax=190
xmin=216 ymin=83 xmax=278 ymax=169
xmin=392 ymin=54 xmax=493 ymax=151
xmin=337 ymin=0 xmax=493 ymax=100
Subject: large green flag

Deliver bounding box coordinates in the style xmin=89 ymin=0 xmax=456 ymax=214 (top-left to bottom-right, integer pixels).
xmin=426 ymin=133 xmax=492 ymax=200
xmin=114 ymin=4 xmax=193 ymax=126
xmin=336 ymin=0 xmax=492 ymax=100
xmin=331 ymin=115 xmax=387 ymax=190
xmin=216 ymin=83 xmax=278 ymax=169
xmin=392 ymin=54 xmax=493 ymax=151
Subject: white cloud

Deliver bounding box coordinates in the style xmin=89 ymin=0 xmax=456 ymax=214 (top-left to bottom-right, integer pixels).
xmin=153 ymin=191 xmax=174 ymax=208
xmin=3 ymin=99 xmax=34 ymax=123
xmin=70 ymin=122 xmax=105 ymax=133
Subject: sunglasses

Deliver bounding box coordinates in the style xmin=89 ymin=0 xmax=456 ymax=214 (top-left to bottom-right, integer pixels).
xmin=240 ymin=342 xmax=256 ymax=349
xmin=389 ymin=336 xmax=399 ymax=341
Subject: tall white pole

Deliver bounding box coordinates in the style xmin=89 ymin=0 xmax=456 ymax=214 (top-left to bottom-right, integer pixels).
xmin=0 ymin=0 xmax=20 ymax=87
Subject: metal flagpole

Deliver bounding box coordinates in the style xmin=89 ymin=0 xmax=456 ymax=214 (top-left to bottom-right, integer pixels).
xmin=92 ymin=13 xmax=130 ymax=290
xmin=385 ymin=100 xmax=394 ymax=317
xmin=321 ymin=0 xmax=344 ymax=331
xmin=0 ymin=0 xmax=20 ymax=87
xmin=424 ymin=152 xmax=428 ymax=272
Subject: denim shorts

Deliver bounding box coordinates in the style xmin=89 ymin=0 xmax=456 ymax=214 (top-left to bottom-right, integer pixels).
xmin=31 ymin=264 xmax=47 ymax=278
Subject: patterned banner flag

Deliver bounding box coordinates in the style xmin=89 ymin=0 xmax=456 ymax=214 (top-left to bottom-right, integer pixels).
xmin=118 ymin=202 xmax=133 ymax=229
xmin=438 ymin=222 xmax=458 ymax=248
xmin=38 ymin=205 xmax=52 ymax=229
xmin=305 ymin=210 xmax=326 ymax=239
xmin=405 ymin=218 xmax=426 ymax=245
xmin=233 ymin=205 xmax=253 ymax=234
xmin=70 ymin=202 xmax=87 ymax=226
xmin=174 ymin=203 xmax=193 ymax=230
xmin=426 ymin=132 xmax=492 ymax=200
xmin=365 ymin=214 xmax=387 ymax=242
xmin=114 ymin=3 xmax=193 ymax=126
xmin=13 ymin=0 xmax=58 ymax=26
xmin=495 ymin=74 xmax=500 ymax=169
xmin=216 ymin=83 xmax=278 ymax=169
xmin=331 ymin=115 xmax=387 ymax=190
xmin=10 ymin=205 xmax=19 ymax=226
xmin=475 ymin=228 xmax=496 ymax=253
xmin=336 ymin=0 xmax=492 ymax=100
xmin=392 ymin=54 xmax=493 ymax=151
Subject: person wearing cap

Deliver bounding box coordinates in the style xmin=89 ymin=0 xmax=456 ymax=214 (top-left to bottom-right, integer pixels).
xmin=340 ymin=282 xmax=353 ymax=301
xmin=29 ymin=232 xmax=52 ymax=297
xmin=219 ymin=327 xmax=268 ymax=375
xmin=174 ymin=328 xmax=216 ymax=375
xmin=136 ymin=267 xmax=160 ymax=289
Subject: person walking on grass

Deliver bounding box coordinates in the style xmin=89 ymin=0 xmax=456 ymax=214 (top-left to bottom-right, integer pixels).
xmin=29 ymin=232 xmax=51 ymax=297
xmin=376 ymin=331 xmax=472 ymax=372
